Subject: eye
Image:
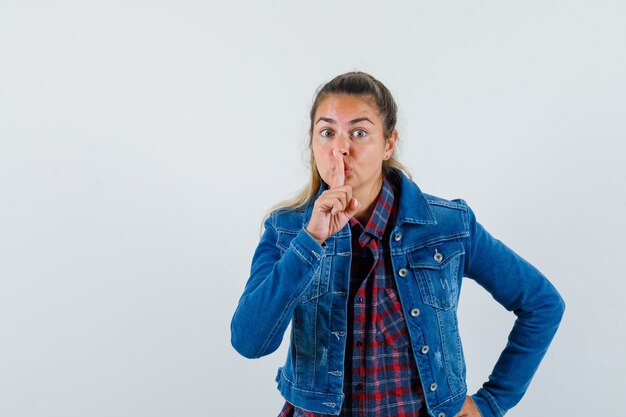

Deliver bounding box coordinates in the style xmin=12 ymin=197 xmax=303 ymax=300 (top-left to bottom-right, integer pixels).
xmin=352 ymin=129 xmax=367 ymax=138
xmin=320 ymin=129 xmax=333 ymax=137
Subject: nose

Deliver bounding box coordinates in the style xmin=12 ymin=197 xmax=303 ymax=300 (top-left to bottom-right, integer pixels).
xmin=333 ymin=134 xmax=350 ymax=156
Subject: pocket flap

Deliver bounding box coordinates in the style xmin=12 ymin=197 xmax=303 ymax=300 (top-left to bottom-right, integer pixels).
xmin=408 ymin=240 xmax=464 ymax=269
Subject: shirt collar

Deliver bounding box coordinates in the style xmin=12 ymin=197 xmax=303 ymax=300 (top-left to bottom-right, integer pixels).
xmin=349 ymin=177 xmax=395 ymax=241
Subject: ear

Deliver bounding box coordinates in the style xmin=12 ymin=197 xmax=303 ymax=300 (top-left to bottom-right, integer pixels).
xmin=385 ymin=129 xmax=398 ymax=154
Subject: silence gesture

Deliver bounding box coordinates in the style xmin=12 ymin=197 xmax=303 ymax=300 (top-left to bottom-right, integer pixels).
xmin=305 ymin=149 xmax=361 ymax=245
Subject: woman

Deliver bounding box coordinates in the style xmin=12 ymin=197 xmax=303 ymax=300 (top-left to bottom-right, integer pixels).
xmin=230 ymin=71 xmax=565 ymax=417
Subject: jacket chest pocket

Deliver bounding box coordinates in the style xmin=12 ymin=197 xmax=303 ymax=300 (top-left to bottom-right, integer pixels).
xmin=408 ymin=240 xmax=464 ymax=310
xmin=277 ymin=229 xmax=332 ymax=302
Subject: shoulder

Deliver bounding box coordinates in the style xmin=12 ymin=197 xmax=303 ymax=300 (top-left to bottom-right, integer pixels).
xmin=421 ymin=191 xmax=471 ymax=232
xmin=423 ymin=192 xmax=467 ymax=211
xmin=391 ymin=169 xmax=470 ymax=227
xmin=263 ymin=205 xmax=307 ymax=232
xmin=423 ymin=189 xmax=468 ymax=214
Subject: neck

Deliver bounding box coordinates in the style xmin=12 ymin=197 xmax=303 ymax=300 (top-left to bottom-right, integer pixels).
xmin=353 ymin=176 xmax=384 ymax=225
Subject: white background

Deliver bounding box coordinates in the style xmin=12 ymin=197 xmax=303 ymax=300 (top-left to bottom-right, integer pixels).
xmin=1 ymin=1 xmax=625 ymax=416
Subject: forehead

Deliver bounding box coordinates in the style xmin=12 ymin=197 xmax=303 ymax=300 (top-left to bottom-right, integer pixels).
xmin=315 ymin=94 xmax=379 ymax=120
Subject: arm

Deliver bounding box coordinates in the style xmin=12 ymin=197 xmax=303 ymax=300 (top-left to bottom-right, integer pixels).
xmin=230 ymin=213 xmax=325 ymax=359
xmin=462 ymin=202 xmax=565 ymax=417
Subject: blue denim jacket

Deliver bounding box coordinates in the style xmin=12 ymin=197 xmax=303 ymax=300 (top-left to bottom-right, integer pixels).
xmin=231 ymin=170 xmax=565 ymax=417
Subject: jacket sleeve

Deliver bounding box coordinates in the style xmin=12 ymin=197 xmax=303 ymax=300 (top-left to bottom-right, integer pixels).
xmin=461 ymin=201 xmax=565 ymax=417
xmin=230 ymin=212 xmax=325 ymax=359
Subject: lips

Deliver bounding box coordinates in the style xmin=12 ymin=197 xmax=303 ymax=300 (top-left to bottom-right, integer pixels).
xmin=333 ymin=160 xmax=352 ymax=177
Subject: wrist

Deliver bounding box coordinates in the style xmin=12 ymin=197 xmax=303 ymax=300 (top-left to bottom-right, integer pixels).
xmin=304 ymin=226 xmax=325 ymax=246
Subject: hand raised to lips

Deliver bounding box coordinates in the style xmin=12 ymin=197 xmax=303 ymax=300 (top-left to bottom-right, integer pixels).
xmin=332 ymin=148 xmax=345 ymax=189
xmin=304 ymin=148 xmax=360 ymax=245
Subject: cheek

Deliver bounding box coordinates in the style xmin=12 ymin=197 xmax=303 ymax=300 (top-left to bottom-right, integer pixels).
xmin=312 ymin=142 xmax=332 ymax=162
xmin=311 ymin=147 xmax=329 ymax=174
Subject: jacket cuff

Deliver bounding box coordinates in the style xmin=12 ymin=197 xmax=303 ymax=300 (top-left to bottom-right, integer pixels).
xmin=289 ymin=228 xmax=325 ymax=267
xmin=471 ymin=389 xmax=504 ymax=417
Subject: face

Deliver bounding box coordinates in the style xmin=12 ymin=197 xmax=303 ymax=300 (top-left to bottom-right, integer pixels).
xmin=310 ymin=94 xmax=397 ymax=195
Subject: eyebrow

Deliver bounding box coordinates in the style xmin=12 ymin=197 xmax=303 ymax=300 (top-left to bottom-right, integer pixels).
xmin=315 ymin=117 xmax=374 ymax=126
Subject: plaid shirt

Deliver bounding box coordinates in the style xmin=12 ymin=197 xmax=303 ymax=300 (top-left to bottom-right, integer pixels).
xmin=278 ymin=178 xmax=428 ymax=417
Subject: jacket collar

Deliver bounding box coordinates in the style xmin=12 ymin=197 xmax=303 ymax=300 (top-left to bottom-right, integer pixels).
xmin=392 ymin=169 xmax=437 ymax=226
xmin=303 ymin=169 xmax=436 ymax=232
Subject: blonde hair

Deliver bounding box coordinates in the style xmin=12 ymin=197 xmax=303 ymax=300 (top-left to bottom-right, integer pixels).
xmin=260 ymin=71 xmax=412 ymax=234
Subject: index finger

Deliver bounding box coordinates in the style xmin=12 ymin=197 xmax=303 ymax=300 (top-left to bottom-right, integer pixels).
xmin=332 ymin=149 xmax=345 ymax=188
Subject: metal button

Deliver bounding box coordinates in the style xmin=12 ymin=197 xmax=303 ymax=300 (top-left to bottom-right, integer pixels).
xmin=430 ymin=383 xmax=438 ymax=391
xmin=410 ymin=308 xmax=420 ymax=317
xmin=394 ymin=232 xmax=402 ymax=241
xmin=356 ymin=296 xmax=364 ymax=304
xmin=438 ymin=413 xmax=445 ymax=417
xmin=433 ymin=249 xmax=443 ymax=263
xmin=421 ymin=345 xmax=430 ymax=354
xmin=398 ymin=268 xmax=408 ymax=277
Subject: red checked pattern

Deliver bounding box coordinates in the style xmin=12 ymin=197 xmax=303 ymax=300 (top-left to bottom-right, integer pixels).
xmin=278 ymin=178 xmax=428 ymax=417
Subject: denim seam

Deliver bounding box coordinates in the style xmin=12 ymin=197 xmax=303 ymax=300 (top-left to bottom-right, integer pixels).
xmin=311 ymin=296 xmax=318 ymax=386
xmin=258 ymin=295 xmax=297 ymax=357
xmin=427 ymin=199 xmax=465 ymax=210
xmin=429 ymin=386 xmax=467 ymax=408
xmin=436 ymin=308 xmax=453 ymax=393
xmin=458 ymin=200 xmax=470 ymax=230
xmin=294 ymin=308 xmax=302 ymax=384
xmin=274 ymin=226 xmax=301 ymax=232
xmin=291 ymin=242 xmax=314 ymax=267
xmin=391 ymin=232 xmax=469 ymax=255
xmin=279 ymin=369 xmax=343 ymax=396
xmin=453 ymin=311 xmax=464 ymax=385
xmin=327 ymin=291 xmax=334 ymax=391
xmin=482 ymin=388 xmax=505 ymax=417
xmin=463 ymin=204 xmax=475 ymax=274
